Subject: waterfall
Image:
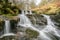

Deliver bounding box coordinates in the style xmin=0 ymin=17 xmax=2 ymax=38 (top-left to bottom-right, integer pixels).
xmin=4 ymin=20 xmax=10 ymax=33
xmin=18 ymin=10 xmax=32 ymax=27
xmin=0 ymin=20 xmax=15 ymax=38
xmin=42 ymin=14 xmax=60 ymax=37
xmin=18 ymin=11 xmax=60 ymax=40
xmin=29 ymin=10 xmax=32 ymax=14
xmin=17 ymin=10 xmax=53 ymax=40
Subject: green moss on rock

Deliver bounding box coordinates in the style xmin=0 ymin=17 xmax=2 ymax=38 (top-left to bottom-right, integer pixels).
xmin=25 ymin=29 xmax=39 ymax=38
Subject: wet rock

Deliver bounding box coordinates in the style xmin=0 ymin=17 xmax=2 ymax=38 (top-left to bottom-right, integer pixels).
xmin=10 ymin=20 xmax=18 ymax=33
xmin=0 ymin=36 xmax=16 ymax=40
xmin=49 ymin=13 xmax=60 ymax=28
xmin=16 ymin=27 xmax=39 ymax=40
xmin=25 ymin=28 xmax=39 ymax=38
xmin=15 ymin=32 xmax=26 ymax=40
xmin=27 ymin=14 xmax=47 ymax=25
xmin=0 ymin=20 xmax=4 ymax=32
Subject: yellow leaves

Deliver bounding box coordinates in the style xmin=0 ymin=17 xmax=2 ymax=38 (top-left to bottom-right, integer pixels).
xmin=45 ymin=4 xmax=60 ymax=14
xmin=31 ymin=2 xmax=60 ymax=14
xmin=46 ymin=8 xmax=58 ymax=14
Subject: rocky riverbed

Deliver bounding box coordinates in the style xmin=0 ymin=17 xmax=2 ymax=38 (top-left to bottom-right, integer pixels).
xmin=0 ymin=13 xmax=60 ymax=40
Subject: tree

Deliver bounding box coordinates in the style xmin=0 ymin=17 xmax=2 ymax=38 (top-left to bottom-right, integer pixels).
xmin=8 ymin=0 xmax=36 ymax=9
xmin=30 ymin=0 xmax=36 ymax=9
xmin=39 ymin=0 xmax=55 ymax=6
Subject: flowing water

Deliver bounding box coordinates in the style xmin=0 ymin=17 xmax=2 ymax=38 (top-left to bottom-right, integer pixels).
xmin=18 ymin=10 xmax=32 ymax=27
xmin=17 ymin=10 xmax=60 ymax=40
xmin=29 ymin=10 xmax=32 ymax=14
xmin=41 ymin=14 xmax=60 ymax=37
xmin=4 ymin=20 xmax=10 ymax=33
xmin=0 ymin=10 xmax=60 ymax=40
xmin=0 ymin=20 xmax=15 ymax=38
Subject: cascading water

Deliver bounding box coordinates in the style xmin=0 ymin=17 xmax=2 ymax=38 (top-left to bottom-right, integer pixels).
xmin=29 ymin=10 xmax=32 ymax=14
xmin=18 ymin=10 xmax=60 ymax=40
xmin=37 ymin=15 xmax=60 ymax=40
xmin=17 ymin=10 xmax=50 ymax=40
xmin=0 ymin=20 xmax=15 ymax=38
xmin=18 ymin=10 xmax=32 ymax=27
xmin=42 ymin=14 xmax=60 ymax=37
xmin=4 ymin=20 xmax=10 ymax=33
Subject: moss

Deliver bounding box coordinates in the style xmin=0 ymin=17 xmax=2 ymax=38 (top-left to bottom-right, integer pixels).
xmin=0 ymin=36 xmax=16 ymax=40
xmin=25 ymin=29 xmax=39 ymax=38
xmin=1 ymin=14 xmax=19 ymax=20
xmin=0 ymin=0 xmax=20 ymax=16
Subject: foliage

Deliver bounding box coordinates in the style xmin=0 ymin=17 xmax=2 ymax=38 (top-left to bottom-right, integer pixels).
xmin=32 ymin=2 xmax=60 ymax=14
xmin=30 ymin=0 xmax=36 ymax=9
xmin=0 ymin=0 xmax=20 ymax=16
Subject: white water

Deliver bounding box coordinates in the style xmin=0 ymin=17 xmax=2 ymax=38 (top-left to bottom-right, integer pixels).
xmin=29 ymin=9 xmax=32 ymax=14
xmin=18 ymin=10 xmax=32 ymax=27
xmin=18 ymin=11 xmax=51 ymax=40
xmin=0 ymin=20 xmax=15 ymax=38
xmin=18 ymin=10 xmax=60 ymax=40
xmin=4 ymin=20 xmax=10 ymax=33
xmin=42 ymin=14 xmax=60 ymax=37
